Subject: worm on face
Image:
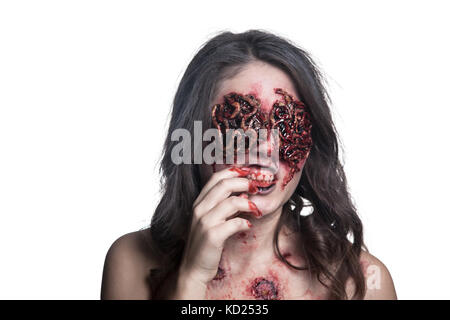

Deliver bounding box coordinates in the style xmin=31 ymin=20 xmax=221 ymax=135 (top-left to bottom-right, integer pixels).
xmin=211 ymin=88 xmax=312 ymax=188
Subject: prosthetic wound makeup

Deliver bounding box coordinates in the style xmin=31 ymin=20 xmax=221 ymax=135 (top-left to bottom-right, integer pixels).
xmin=211 ymin=88 xmax=313 ymax=187
xmin=250 ymin=277 xmax=279 ymax=300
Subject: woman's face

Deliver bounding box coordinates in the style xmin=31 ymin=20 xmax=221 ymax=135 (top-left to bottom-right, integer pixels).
xmin=201 ymin=61 xmax=310 ymax=216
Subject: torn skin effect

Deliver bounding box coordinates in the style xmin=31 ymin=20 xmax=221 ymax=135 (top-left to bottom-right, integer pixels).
xmin=206 ymin=88 xmax=314 ymax=299
xmin=208 ymin=252 xmax=285 ymax=300
xmin=207 ymin=229 xmax=312 ymax=300
xmin=206 ymin=249 xmax=326 ymax=300
xmin=211 ymin=87 xmax=313 ymax=189
xmin=249 ymin=277 xmax=280 ymax=300
xmin=208 ymin=251 xmax=321 ymax=300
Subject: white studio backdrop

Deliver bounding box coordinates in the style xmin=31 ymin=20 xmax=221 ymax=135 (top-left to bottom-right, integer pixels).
xmin=0 ymin=0 xmax=449 ymax=299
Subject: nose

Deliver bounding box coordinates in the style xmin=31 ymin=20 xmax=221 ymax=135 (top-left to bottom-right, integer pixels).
xmin=246 ymin=129 xmax=280 ymax=173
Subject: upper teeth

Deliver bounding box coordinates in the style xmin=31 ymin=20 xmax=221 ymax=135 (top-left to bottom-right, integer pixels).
xmin=247 ymin=172 xmax=274 ymax=182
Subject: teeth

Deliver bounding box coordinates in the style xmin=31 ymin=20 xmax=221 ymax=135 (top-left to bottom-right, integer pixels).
xmin=247 ymin=171 xmax=274 ymax=182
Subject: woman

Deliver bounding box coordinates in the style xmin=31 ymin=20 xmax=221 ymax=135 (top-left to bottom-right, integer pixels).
xmin=100 ymin=29 xmax=397 ymax=300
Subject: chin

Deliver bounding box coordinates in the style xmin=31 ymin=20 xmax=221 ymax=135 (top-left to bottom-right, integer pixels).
xmin=249 ymin=192 xmax=282 ymax=215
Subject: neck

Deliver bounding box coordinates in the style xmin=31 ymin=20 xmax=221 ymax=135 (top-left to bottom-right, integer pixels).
xmin=222 ymin=206 xmax=298 ymax=266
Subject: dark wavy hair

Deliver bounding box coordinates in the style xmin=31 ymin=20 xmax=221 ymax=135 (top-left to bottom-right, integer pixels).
xmin=146 ymin=29 xmax=367 ymax=299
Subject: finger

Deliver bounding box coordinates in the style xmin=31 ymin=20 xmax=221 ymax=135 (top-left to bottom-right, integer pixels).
xmin=207 ymin=217 xmax=252 ymax=248
xmin=194 ymin=166 xmax=250 ymax=207
xmin=201 ymin=196 xmax=262 ymax=226
xmin=194 ymin=177 xmax=250 ymax=218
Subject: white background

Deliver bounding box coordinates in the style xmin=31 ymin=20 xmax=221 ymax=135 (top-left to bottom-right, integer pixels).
xmin=1 ymin=0 xmax=449 ymax=299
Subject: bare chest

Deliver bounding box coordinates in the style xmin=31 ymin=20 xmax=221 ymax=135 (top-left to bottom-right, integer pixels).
xmin=205 ymin=252 xmax=328 ymax=300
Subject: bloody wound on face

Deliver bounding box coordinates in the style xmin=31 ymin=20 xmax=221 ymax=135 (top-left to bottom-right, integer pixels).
xmin=211 ymin=88 xmax=313 ymax=188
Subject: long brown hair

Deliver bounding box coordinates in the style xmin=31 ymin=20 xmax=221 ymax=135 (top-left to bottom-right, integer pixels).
xmin=147 ymin=29 xmax=367 ymax=299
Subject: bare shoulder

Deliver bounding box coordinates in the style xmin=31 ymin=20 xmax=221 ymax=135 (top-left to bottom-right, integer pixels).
xmin=100 ymin=229 xmax=162 ymax=300
xmin=358 ymin=250 xmax=397 ymax=300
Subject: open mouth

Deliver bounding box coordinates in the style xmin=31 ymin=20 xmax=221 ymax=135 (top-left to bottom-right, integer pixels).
xmin=246 ymin=167 xmax=277 ymax=194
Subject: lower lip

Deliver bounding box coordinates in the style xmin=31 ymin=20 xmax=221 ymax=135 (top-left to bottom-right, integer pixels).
xmin=255 ymin=182 xmax=276 ymax=195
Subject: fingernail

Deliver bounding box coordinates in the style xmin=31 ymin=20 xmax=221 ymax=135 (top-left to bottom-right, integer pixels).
xmin=239 ymin=193 xmax=249 ymax=199
xmin=248 ymin=201 xmax=262 ymax=217
xmin=246 ymin=220 xmax=253 ymax=228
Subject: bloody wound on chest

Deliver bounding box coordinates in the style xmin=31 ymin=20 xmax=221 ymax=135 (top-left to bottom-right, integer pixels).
xmin=250 ymin=277 xmax=279 ymax=300
xmin=212 ymin=267 xmax=226 ymax=281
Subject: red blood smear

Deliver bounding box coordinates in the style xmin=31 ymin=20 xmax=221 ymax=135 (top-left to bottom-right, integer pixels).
xmin=248 ymin=180 xmax=258 ymax=194
xmin=275 ymin=160 xmax=297 ymax=189
xmin=279 ymin=162 xmax=294 ymax=191
xmin=238 ymin=231 xmax=249 ymax=244
xmin=229 ymin=167 xmax=250 ymax=177
xmin=248 ymin=201 xmax=262 ymax=217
